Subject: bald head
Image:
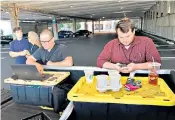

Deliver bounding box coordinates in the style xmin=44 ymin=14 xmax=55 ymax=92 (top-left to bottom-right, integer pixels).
xmin=40 ymin=29 xmax=54 ymax=38
xmin=40 ymin=29 xmax=55 ymax=50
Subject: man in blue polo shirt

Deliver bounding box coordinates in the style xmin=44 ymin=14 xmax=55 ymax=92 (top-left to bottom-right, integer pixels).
xmin=9 ymin=27 xmax=30 ymax=64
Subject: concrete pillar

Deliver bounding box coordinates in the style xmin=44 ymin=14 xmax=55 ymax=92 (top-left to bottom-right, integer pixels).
xmin=153 ymin=4 xmax=157 ymax=34
xmin=140 ymin=17 xmax=143 ymax=31
xmin=92 ymin=20 xmax=94 ymax=34
xmin=8 ymin=3 xmax=19 ymax=39
xmin=57 ymin=23 xmax=59 ymax=33
xmin=85 ymin=20 xmax=88 ymax=30
xmin=52 ymin=15 xmax=58 ymax=40
xmin=47 ymin=22 xmax=49 ymax=29
xmin=167 ymin=1 xmax=171 ymax=14
xmin=73 ymin=18 xmax=76 ymax=32
xmin=145 ymin=12 xmax=147 ymax=31
xmin=34 ymin=22 xmax=38 ymax=34
xmin=170 ymin=1 xmax=175 ymax=14
xmin=157 ymin=1 xmax=161 ymax=17
xmin=98 ymin=20 xmax=100 ymax=32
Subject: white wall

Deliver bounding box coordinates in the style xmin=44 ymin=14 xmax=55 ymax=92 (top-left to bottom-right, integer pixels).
xmin=143 ymin=1 xmax=175 ymax=41
xmin=0 ymin=20 xmax=12 ymax=35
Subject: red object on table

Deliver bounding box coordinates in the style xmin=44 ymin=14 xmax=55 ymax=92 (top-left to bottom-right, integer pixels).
xmin=125 ymin=84 xmax=139 ymax=91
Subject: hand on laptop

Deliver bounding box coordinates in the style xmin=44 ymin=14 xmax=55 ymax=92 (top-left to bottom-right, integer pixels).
xmin=36 ymin=64 xmax=43 ymax=75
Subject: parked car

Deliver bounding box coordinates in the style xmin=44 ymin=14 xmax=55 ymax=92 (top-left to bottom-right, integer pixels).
xmin=23 ymin=33 xmax=28 ymax=39
xmin=1 ymin=35 xmax=13 ymax=46
xmin=58 ymin=30 xmax=73 ymax=39
xmin=73 ymin=30 xmax=92 ymax=38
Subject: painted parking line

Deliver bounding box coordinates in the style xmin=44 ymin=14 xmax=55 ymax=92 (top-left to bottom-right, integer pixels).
xmin=59 ymin=44 xmax=67 ymax=47
xmin=1 ymin=57 xmax=6 ymax=60
xmin=0 ymin=52 xmax=9 ymax=54
xmin=155 ymin=44 xmax=159 ymax=47
xmin=161 ymin=57 xmax=175 ymax=60
xmin=167 ymin=41 xmax=175 ymax=45
xmin=157 ymin=44 xmax=175 ymax=47
xmin=1 ymin=48 xmax=10 ymax=50
xmin=158 ymin=49 xmax=175 ymax=51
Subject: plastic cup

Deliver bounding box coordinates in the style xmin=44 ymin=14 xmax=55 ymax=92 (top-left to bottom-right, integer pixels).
xmin=108 ymin=70 xmax=119 ymax=76
xmin=109 ymin=73 xmax=121 ymax=91
xmin=84 ymin=70 xmax=94 ymax=83
xmin=96 ymin=75 xmax=108 ymax=89
xmin=151 ymin=62 xmax=161 ymax=73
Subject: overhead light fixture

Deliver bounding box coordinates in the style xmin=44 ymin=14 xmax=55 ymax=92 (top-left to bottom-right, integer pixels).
xmin=5 ymin=11 xmax=9 ymax=14
xmin=90 ymin=16 xmax=93 ymax=18
xmin=114 ymin=11 xmax=132 ymax=13
xmin=120 ymin=7 xmax=123 ymax=9
xmin=70 ymin=5 xmax=73 ymax=8
xmin=92 ymin=14 xmax=95 ymax=16
xmin=49 ymin=17 xmax=52 ymax=18
xmin=102 ymin=17 xmax=105 ymax=18
xmin=26 ymin=18 xmax=28 ymax=19
xmin=118 ymin=0 xmax=121 ymax=2
xmin=22 ymin=20 xmax=36 ymax=23
xmin=100 ymin=18 xmax=101 ymax=20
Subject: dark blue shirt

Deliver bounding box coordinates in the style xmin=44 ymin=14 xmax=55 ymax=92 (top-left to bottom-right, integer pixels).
xmin=33 ymin=44 xmax=65 ymax=65
xmin=10 ymin=38 xmax=30 ymax=64
xmin=29 ymin=43 xmax=39 ymax=54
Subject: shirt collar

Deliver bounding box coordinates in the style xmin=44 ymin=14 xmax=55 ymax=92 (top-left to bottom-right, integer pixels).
xmin=16 ymin=38 xmax=24 ymax=41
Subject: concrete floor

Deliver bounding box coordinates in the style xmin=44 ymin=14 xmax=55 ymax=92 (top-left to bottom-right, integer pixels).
xmin=1 ymin=32 xmax=175 ymax=89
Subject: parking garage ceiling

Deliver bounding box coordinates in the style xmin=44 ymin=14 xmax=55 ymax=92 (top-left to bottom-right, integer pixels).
xmin=1 ymin=0 xmax=156 ymax=21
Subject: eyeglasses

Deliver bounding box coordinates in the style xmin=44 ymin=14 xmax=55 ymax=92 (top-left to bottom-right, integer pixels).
xmin=40 ymin=37 xmax=53 ymax=43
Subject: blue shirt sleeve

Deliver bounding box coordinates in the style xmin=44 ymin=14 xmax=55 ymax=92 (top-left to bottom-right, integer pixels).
xmin=9 ymin=41 xmax=15 ymax=51
xmin=32 ymin=48 xmax=42 ymax=61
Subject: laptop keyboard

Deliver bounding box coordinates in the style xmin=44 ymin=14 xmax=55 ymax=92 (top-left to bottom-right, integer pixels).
xmin=42 ymin=74 xmax=54 ymax=80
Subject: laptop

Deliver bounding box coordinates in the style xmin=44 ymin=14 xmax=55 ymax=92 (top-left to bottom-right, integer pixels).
xmin=11 ymin=64 xmax=53 ymax=80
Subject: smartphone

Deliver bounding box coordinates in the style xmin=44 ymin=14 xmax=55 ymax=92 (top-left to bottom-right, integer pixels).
xmin=119 ymin=64 xmax=127 ymax=68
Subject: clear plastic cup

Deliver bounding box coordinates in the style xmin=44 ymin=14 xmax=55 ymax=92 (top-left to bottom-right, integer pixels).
xmin=108 ymin=70 xmax=119 ymax=76
xmin=109 ymin=73 xmax=121 ymax=91
xmin=151 ymin=62 xmax=161 ymax=73
xmin=96 ymin=75 xmax=108 ymax=89
xmin=84 ymin=70 xmax=94 ymax=83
